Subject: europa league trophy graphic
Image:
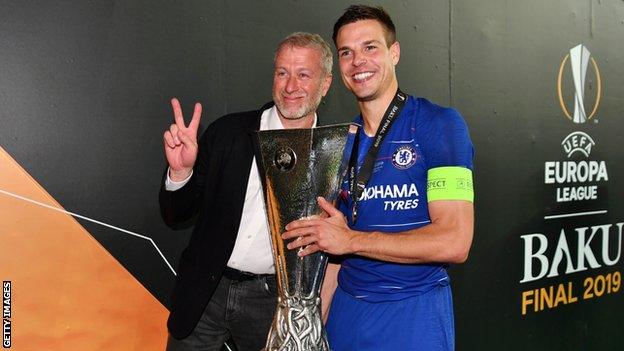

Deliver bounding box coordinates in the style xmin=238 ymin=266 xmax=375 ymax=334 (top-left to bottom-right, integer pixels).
xmin=569 ymin=44 xmax=591 ymax=124
xmin=256 ymin=124 xmax=353 ymax=351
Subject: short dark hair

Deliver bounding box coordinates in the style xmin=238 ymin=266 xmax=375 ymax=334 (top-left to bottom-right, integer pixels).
xmin=332 ymin=5 xmax=396 ymax=47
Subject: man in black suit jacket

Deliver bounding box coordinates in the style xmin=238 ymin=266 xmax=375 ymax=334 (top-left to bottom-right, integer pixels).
xmin=160 ymin=32 xmax=333 ymax=351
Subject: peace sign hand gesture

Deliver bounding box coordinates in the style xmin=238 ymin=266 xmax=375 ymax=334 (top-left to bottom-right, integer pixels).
xmin=163 ymin=98 xmax=202 ymax=181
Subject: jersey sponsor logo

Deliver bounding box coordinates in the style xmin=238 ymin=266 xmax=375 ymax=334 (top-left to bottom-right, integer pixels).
xmin=391 ymin=145 xmax=417 ymax=170
xmin=358 ymin=183 xmax=418 ymax=201
xmin=358 ymin=183 xmax=420 ymax=211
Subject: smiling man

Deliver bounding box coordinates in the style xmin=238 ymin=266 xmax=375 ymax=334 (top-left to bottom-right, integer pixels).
xmin=160 ymin=32 xmax=332 ymax=351
xmin=282 ymin=5 xmax=475 ymax=351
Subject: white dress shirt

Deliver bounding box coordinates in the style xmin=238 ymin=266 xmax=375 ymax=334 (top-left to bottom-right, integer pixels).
xmin=166 ymin=106 xmax=316 ymax=274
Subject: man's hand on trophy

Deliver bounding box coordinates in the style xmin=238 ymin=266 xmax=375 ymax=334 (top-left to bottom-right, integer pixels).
xmin=163 ymin=97 xmax=202 ymax=181
xmin=282 ymin=197 xmax=356 ymax=257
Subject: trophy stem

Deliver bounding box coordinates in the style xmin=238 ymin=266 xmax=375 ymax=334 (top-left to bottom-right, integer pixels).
xmin=265 ymin=291 xmax=329 ymax=351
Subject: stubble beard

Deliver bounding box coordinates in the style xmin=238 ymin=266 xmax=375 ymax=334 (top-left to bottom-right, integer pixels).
xmin=274 ymin=89 xmax=323 ymax=121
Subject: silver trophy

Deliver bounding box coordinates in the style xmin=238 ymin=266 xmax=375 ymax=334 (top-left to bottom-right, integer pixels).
xmin=256 ymin=124 xmax=353 ymax=351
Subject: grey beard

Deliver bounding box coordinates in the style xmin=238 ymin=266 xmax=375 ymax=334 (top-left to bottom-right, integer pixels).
xmin=275 ymin=92 xmax=323 ymax=120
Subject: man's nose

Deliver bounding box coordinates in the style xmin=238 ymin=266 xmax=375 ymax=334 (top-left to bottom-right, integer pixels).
xmin=285 ymin=75 xmax=299 ymax=93
xmin=353 ymin=51 xmax=366 ymax=67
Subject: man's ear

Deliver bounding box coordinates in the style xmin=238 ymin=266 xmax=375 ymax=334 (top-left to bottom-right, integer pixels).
xmin=322 ymin=73 xmax=333 ymax=97
xmin=390 ymin=41 xmax=400 ymax=66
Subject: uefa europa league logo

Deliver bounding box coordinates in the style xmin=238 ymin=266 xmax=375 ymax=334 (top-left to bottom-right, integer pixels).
xmin=557 ymin=44 xmax=602 ymax=124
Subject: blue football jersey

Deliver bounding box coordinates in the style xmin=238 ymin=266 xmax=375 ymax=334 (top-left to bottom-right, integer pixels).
xmin=337 ymin=95 xmax=474 ymax=302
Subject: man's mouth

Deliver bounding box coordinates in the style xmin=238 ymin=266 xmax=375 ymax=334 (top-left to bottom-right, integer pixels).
xmin=352 ymin=71 xmax=374 ymax=83
xmin=282 ymin=95 xmax=305 ymax=102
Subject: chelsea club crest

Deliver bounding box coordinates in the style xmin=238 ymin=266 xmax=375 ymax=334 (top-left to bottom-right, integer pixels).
xmin=392 ymin=145 xmax=417 ymax=170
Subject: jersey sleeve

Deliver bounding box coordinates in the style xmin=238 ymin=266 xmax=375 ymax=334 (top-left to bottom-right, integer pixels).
xmin=420 ymin=107 xmax=474 ymax=169
xmin=419 ymin=106 xmax=475 ymax=202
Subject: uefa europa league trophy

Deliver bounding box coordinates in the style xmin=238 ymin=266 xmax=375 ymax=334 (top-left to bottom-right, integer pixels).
xmin=256 ymin=124 xmax=353 ymax=351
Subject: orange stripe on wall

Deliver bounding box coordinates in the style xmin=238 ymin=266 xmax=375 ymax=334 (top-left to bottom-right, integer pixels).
xmin=0 ymin=147 xmax=168 ymax=350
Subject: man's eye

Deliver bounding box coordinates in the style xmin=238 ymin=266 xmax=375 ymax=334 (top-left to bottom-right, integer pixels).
xmin=365 ymin=45 xmax=376 ymax=51
xmin=339 ymin=51 xmax=351 ymax=57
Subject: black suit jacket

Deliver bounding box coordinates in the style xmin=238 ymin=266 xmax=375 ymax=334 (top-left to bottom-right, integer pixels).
xmin=160 ymin=102 xmax=273 ymax=339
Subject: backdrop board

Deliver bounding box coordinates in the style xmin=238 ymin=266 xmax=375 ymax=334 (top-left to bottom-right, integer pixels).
xmin=0 ymin=1 xmax=622 ymax=350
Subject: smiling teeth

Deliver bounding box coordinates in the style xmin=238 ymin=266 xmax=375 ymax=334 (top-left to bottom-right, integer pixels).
xmin=353 ymin=72 xmax=373 ymax=81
